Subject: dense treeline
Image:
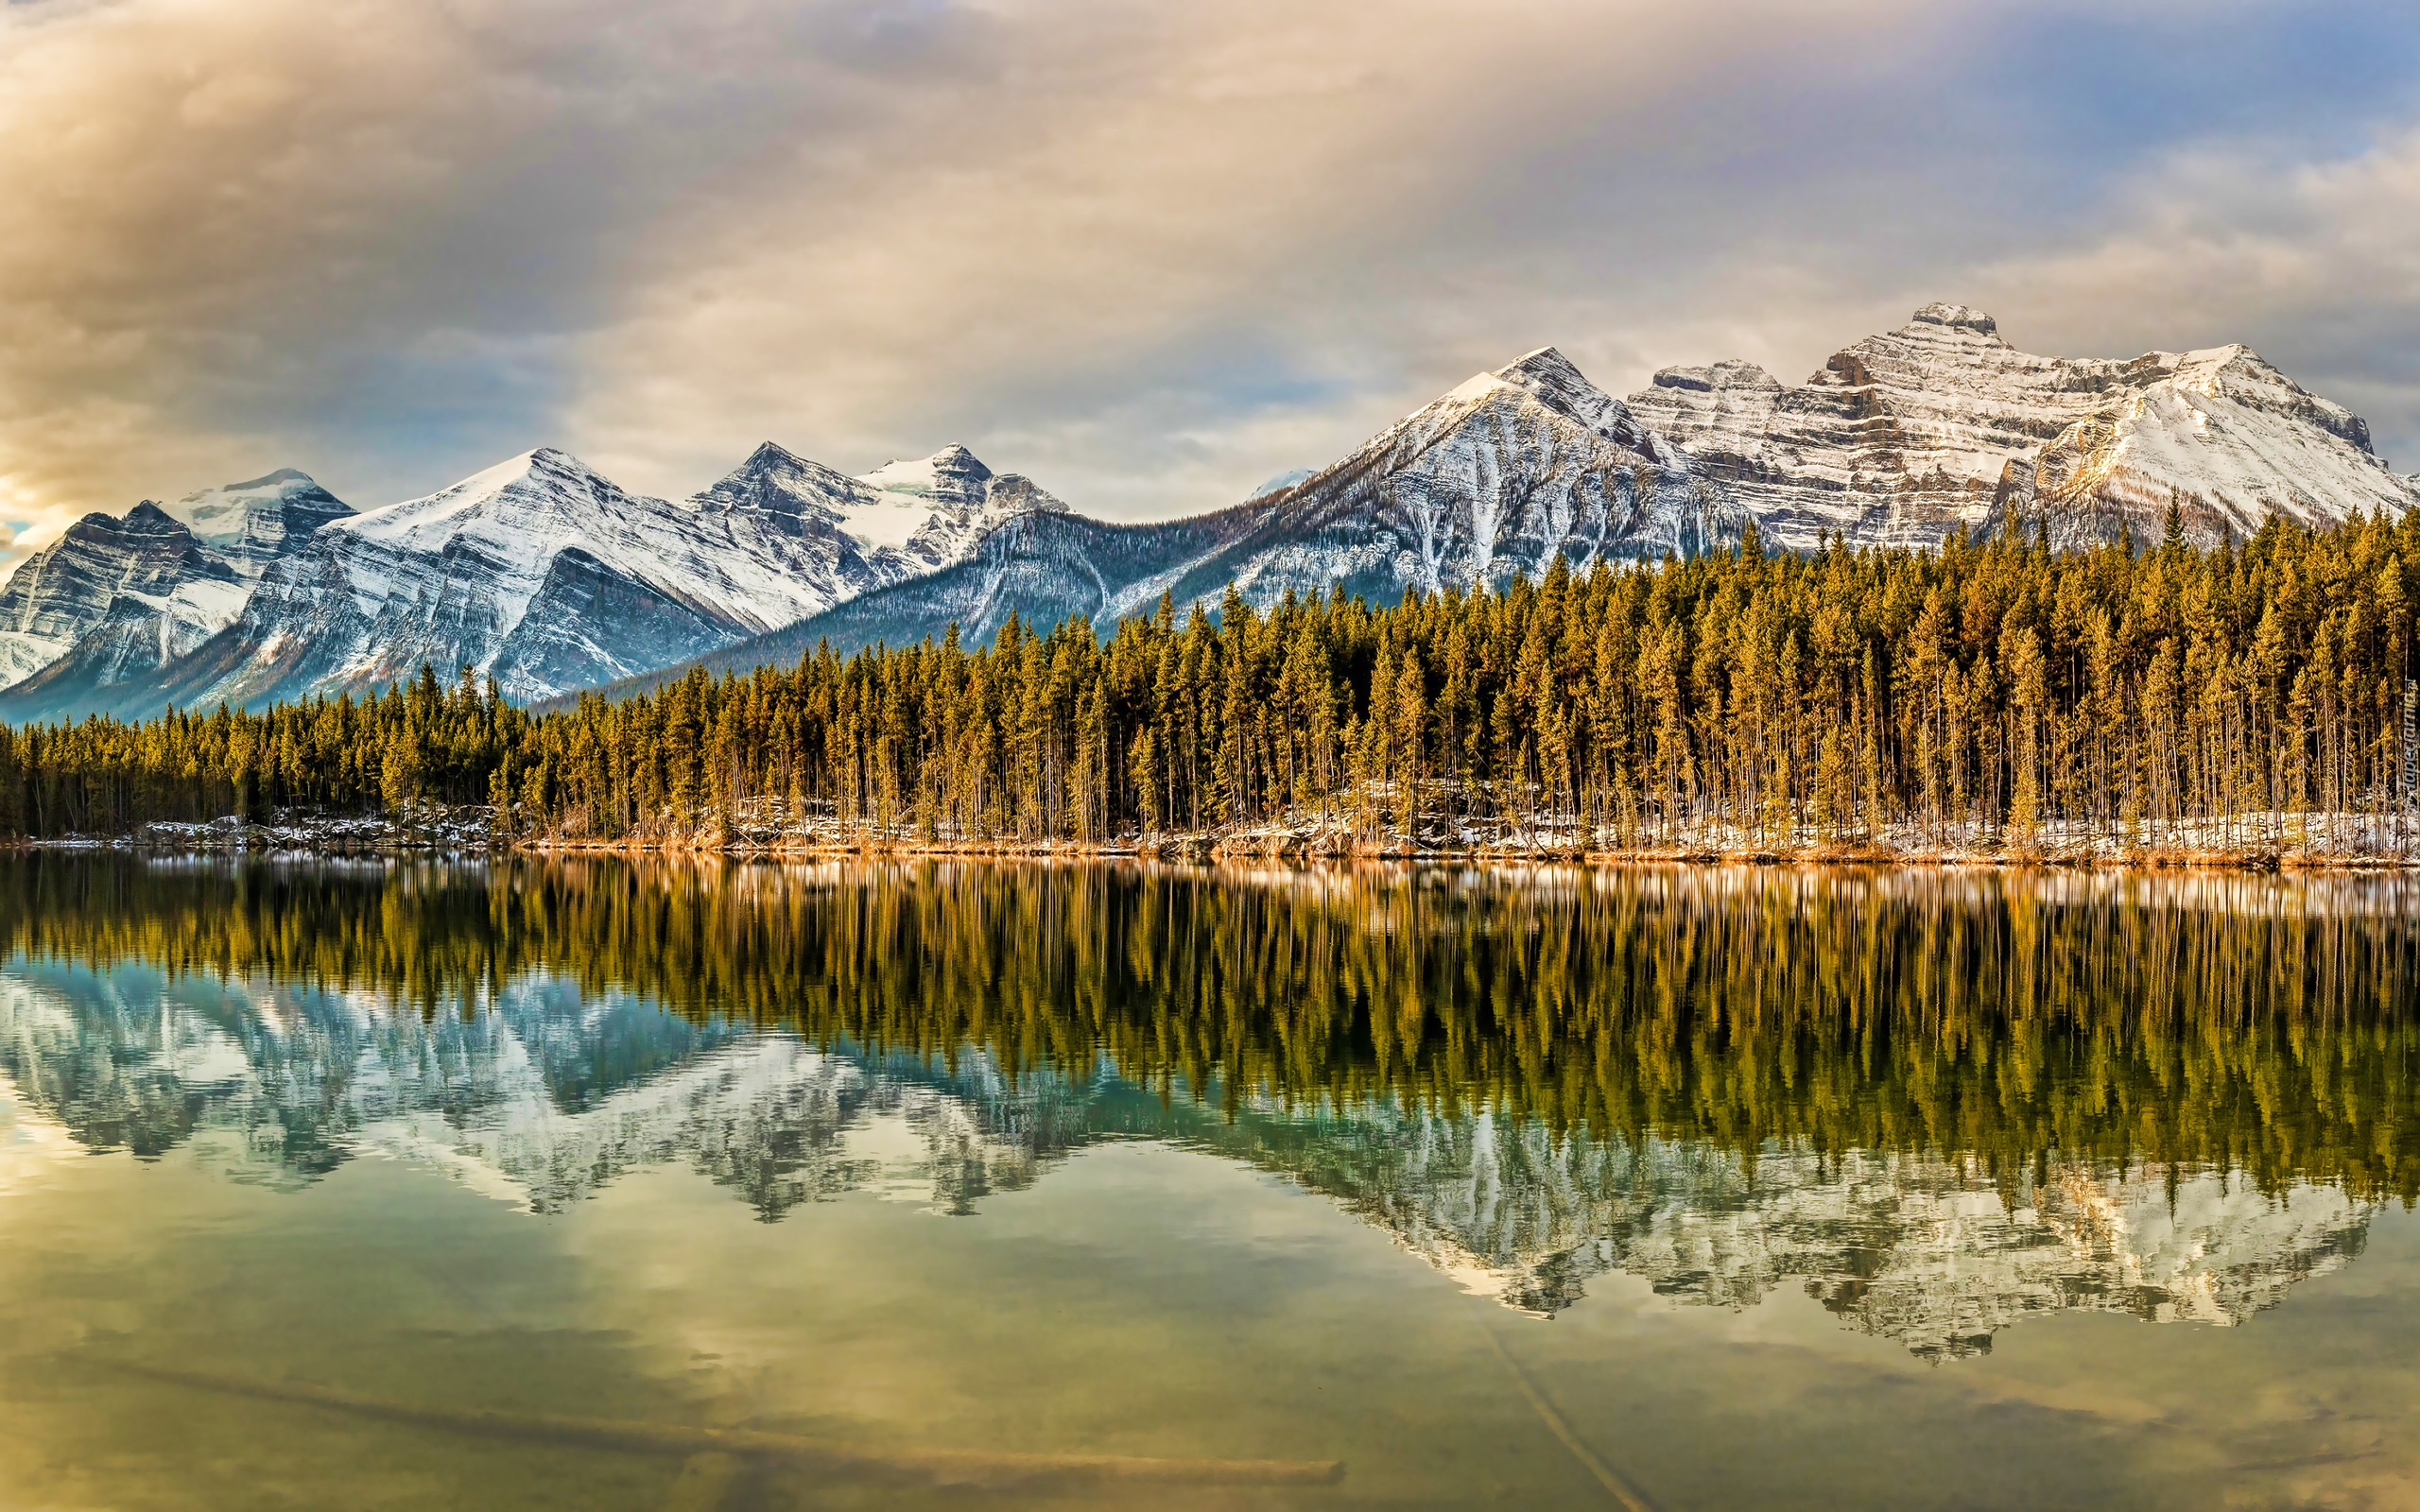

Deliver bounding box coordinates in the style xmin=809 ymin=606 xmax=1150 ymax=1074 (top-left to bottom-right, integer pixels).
xmin=7 ymin=856 xmax=2417 ymax=1200
xmin=5 ymin=504 xmax=2419 ymax=850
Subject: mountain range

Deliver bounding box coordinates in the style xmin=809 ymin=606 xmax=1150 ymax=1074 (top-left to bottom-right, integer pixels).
xmin=4 ymin=303 xmax=2414 ymax=722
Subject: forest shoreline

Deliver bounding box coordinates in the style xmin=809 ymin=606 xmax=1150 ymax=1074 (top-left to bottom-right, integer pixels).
xmin=17 ymin=809 xmax=2420 ymax=870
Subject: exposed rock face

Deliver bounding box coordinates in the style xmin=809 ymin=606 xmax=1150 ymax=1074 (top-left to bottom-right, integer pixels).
xmin=0 ymin=472 xmax=354 ymax=706
xmin=482 ymin=548 xmax=739 ymax=698
xmin=1213 ymin=345 xmax=1740 ymax=601
xmin=0 ymin=503 xmax=248 ymax=691
xmin=685 ymin=441 xmax=899 ymax=596
xmin=1627 ymin=304 xmax=2420 ymax=551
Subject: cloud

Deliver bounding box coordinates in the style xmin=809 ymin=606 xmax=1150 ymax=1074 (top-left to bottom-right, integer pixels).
xmin=3 ymin=0 xmax=2418 ymax=571
xmin=1946 ymin=123 xmax=2420 ymax=470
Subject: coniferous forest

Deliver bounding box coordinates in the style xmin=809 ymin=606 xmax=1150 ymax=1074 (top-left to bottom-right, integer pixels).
xmin=4 ymin=506 xmax=2419 ymax=856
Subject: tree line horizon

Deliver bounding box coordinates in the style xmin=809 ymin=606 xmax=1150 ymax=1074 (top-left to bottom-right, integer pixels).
xmin=2 ymin=502 xmax=2417 ymax=850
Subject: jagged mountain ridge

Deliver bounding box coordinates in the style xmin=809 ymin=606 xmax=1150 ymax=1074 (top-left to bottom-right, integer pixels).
xmin=1625 ymin=302 xmax=2420 ymax=551
xmin=555 ymin=507 xmax=1260 ymax=705
xmin=0 ymin=469 xmax=358 ymax=712
xmin=597 ymin=345 xmax=1747 ymax=680
xmin=852 ymin=443 xmax=1075 ymax=570
xmin=3 ymin=305 xmax=2412 ymax=721
xmin=0 ymin=441 xmax=1068 ymax=720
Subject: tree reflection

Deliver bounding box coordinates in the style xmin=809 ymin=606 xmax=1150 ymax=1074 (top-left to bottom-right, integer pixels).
xmin=0 ymin=855 xmax=2410 ymax=1350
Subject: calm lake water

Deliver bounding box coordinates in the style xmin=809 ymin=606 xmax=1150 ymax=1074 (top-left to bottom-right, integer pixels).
xmin=3 ymin=856 xmax=2418 ymax=1510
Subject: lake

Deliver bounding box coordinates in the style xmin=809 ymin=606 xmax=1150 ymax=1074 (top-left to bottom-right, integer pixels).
xmin=2 ymin=856 xmax=2416 ymax=1510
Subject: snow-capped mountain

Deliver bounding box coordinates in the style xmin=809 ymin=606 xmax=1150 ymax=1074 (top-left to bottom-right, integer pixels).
xmin=159 ymin=447 xmax=893 ymax=709
xmin=1626 ymin=303 xmax=2420 ymax=551
xmin=2008 ymin=343 xmax=2420 ymax=549
xmin=632 ymin=346 xmax=1745 ymax=671
xmin=0 ymin=441 xmax=1073 ymax=720
xmin=696 ymin=440 xmax=1067 ymax=586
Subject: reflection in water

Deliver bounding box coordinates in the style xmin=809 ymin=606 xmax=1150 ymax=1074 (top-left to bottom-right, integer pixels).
xmin=0 ymin=856 xmax=2411 ymax=1358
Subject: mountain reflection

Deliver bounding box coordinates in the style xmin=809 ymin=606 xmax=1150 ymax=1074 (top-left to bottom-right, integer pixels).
xmin=0 ymin=855 xmax=2411 ymax=1357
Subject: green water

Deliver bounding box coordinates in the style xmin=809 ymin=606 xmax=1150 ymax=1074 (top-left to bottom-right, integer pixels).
xmin=3 ymin=857 xmax=2418 ymax=1509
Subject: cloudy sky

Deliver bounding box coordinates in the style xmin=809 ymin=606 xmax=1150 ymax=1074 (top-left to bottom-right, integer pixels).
xmin=3 ymin=0 xmax=2417 ymax=564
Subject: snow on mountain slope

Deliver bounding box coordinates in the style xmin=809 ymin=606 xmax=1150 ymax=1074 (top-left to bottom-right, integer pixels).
xmin=0 ymin=440 xmax=1088 ymax=718
xmin=847 ymin=445 xmax=1072 ymax=568
xmin=1627 ymin=304 xmax=2418 ymax=551
xmin=0 ymin=503 xmax=246 ymax=691
xmin=1121 ymin=347 xmax=1735 ymax=616
xmin=12 ymin=307 xmax=2409 ymax=720
xmin=1247 ymin=469 xmax=1314 ymax=501
xmin=217 ymin=447 xmax=864 ymax=705
xmin=2007 ymin=344 xmax=2420 ymax=548
xmin=554 ymin=507 xmax=1254 ymax=702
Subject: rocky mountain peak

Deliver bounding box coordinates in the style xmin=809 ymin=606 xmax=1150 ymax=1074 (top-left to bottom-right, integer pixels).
xmin=860 ymin=446 xmax=995 ymax=515
xmin=738 ymin=440 xmax=812 ymax=473
xmin=0 ymin=494 xmax=244 ymax=691
xmin=694 ymin=442 xmax=866 ymax=523
xmin=1484 ymin=345 xmax=1669 ymax=459
xmin=164 ymin=469 xmax=352 ymax=576
xmin=1635 ymin=306 xmax=2420 ymax=553
xmin=1651 ymin=359 xmax=1783 ymax=396
xmin=118 ymin=501 xmax=187 ymax=536
xmin=1908 ymin=302 xmax=2003 ymax=339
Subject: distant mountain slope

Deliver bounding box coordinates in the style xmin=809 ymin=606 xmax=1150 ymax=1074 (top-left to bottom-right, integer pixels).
xmin=850 ymin=444 xmax=1074 ymax=571
xmin=163 ymin=469 xmax=355 ymax=577
xmin=546 ymin=507 xmax=1258 ymax=706
xmin=1625 ymin=303 xmax=2420 ymax=551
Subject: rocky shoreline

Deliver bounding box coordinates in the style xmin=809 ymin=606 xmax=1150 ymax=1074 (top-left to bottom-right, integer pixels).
xmin=17 ymin=804 xmax=2420 ymax=870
